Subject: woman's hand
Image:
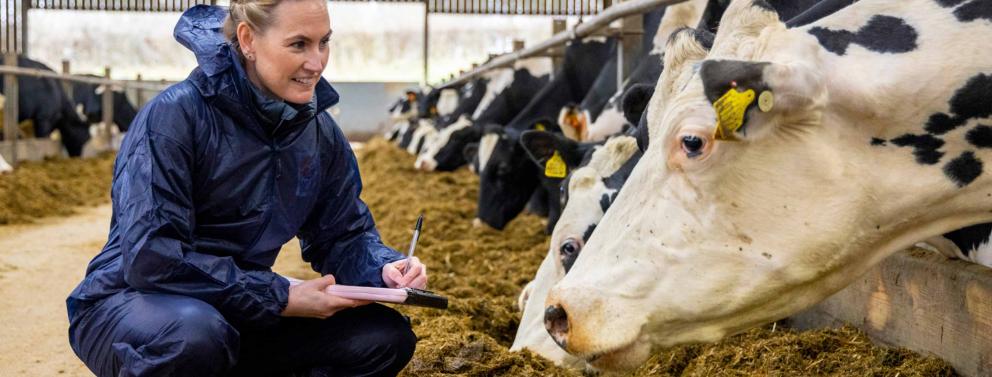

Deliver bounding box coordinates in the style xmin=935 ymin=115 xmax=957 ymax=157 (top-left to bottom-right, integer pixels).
xmin=281 ymin=275 xmax=370 ymax=318
xmin=382 ymin=257 xmax=428 ymax=289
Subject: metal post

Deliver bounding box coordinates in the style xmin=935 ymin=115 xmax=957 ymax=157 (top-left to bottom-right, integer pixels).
xmin=61 ymin=59 xmax=72 ymax=100
xmin=135 ymin=73 xmax=144 ymax=108
xmin=551 ymin=19 xmax=567 ymax=73
xmin=20 ymin=0 xmax=29 ymax=56
xmin=619 ymin=13 xmax=643 ymax=85
xmin=4 ymin=52 xmax=19 ymax=165
xmin=423 ymin=1 xmax=429 ymax=85
xmin=102 ymin=66 xmax=113 ymax=149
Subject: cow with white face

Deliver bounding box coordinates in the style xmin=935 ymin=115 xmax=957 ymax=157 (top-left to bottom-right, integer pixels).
xmin=512 ymin=133 xmax=643 ymax=366
xmin=413 ymin=76 xmax=492 ymax=166
xmin=545 ymin=0 xmax=992 ymax=370
xmin=385 ymin=90 xmax=420 ymax=142
xmin=417 ymin=59 xmax=552 ymax=172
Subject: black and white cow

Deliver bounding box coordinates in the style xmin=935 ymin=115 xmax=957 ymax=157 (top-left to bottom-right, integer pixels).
xmin=510 ymin=26 xmax=704 ymax=365
xmin=0 ymin=56 xmax=90 ymax=157
xmin=409 ymin=76 xmax=491 ymax=160
xmin=385 ymin=90 xmax=420 ymax=142
xmin=417 ymin=60 xmax=553 ymax=172
xmin=563 ymin=1 xmax=706 ymax=142
xmin=398 ymin=86 xmax=453 ymax=151
xmin=71 ymin=77 xmax=139 ymax=133
xmin=474 ymin=37 xmax=616 ymax=232
xmin=545 ymin=0 xmax=992 ymax=371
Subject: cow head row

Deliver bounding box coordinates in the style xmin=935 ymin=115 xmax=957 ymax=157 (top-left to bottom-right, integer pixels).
xmin=545 ymin=0 xmax=992 ymax=370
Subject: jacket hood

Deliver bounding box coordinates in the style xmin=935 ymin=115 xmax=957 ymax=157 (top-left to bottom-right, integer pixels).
xmin=173 ymin=5 xmax=339 ymax=125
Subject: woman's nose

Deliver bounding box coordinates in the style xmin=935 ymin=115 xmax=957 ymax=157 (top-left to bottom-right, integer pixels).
xmin=303 ymin=51 xmax=324 ymax=73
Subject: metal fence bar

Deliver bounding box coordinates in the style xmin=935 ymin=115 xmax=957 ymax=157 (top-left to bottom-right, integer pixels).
xmin=440 ymin=0 xmax=686 ymax=88
xmin=0 ymin=65 xmax=173 ymax=91
xmin=3 ymin=52 xmax=18 ymax=165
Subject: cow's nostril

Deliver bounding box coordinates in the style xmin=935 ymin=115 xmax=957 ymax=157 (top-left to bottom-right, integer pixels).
xmin=544 ymin=305 xmax=569 ymax=348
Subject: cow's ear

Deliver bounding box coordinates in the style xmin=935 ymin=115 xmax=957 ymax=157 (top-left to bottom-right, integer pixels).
xmin=520 ymin=130 xmax=557 ymax=166
xmin=463 ymin=143 xmax=479 ymax=164
xmin=521 ymin=130 xmax=585 ymax=169
xmin=621 ymin=83 xmax=655 ymax=126
xmin=700 ymin=59 xmax=823 ymax=141
xmin=405 ymin=91 xmax=418 ymax=103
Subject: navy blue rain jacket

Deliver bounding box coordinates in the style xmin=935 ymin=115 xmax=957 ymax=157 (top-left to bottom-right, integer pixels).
xmin=67 ymin=5 xmax=404 ymax=327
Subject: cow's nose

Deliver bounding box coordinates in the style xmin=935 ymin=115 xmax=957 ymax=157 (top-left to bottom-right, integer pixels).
xmin=544 ymin=304 xmax=570 ymax=349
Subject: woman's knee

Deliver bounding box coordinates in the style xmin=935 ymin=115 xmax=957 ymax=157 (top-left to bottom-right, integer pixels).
xmin=79 ymin=293 xmax=240 ymax=376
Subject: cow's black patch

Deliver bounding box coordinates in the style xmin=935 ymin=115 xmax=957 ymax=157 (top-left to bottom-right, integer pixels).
xmin=890 ymin=134 xmax=945 ymax=165
xmin=925 ymin=74 xmax=992 ymax=135
xmin=871 ymin=137 xmax=887 ymax=146
xmin=967 ymin=125 xmax=992 ymax=148
xmin=943 ymin=151 xmax=984 ymax=187
xmin=942 ymin=222 xmax=992 ymax=258
xmin=599 ymin=193 xmax=612 ymax=213
xmin=807 ymin=15 xmax=918 ymax=56
xmin=936 ymin=0 xmax=967 ymax=7
xmin=954 ymin=0 xmax=992 ymax=23
xmin=752 ymin=0 xmax=776 ymax=12
xmin=582 ymin=223 xmax=597 ymax=243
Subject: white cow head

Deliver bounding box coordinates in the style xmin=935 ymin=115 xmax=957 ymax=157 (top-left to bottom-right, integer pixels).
xmin=546 ymin=0 xmax=992 ymax=370
xmin=512 ymin=135 xmax=641 ymax=367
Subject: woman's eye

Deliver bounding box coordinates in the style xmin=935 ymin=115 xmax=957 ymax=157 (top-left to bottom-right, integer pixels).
xmin=681 ymin=135 xmax=705 ymax=158
xmin=319 ymin=40 xmax=330 ymax=49
xmin=291 ymin=41 xmax=305 ymax=49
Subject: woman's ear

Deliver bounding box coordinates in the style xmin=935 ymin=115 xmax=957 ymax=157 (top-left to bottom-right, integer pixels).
xmin=236 ymin=22 xmax=256 ymax=59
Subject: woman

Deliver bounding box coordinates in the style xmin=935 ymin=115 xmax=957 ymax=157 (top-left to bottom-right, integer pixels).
xmin=66 ymin=1 xmax=427 ymax=376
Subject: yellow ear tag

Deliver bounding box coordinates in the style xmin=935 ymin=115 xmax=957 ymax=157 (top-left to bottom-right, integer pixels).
xmin=535 ymin=123 xmax=546 ymax=131
xmin=713 ymin=88 xmax=756 ymax=141
xmin=545 ymin=151 xmax=568 ymax=178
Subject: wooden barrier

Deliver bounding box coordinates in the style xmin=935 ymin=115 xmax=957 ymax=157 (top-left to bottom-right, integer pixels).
xmin=789 ymin=248 xmax=992 ymax=377
xmin=0 ymin=138 xmax=60 ymax=162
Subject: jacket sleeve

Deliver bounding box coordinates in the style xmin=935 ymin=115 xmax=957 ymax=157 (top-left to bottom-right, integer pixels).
xmin=117 ymin=92 xmax=289 ymax=327
xmin=298 ymin=120 xmax=404 ymax=287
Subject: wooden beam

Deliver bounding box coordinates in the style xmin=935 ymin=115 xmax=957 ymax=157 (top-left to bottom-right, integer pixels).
xmin=788 ymin=248 xmax=992 ymax=377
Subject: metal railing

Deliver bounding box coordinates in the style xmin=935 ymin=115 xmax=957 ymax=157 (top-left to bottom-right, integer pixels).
xmin=439 ymin=0 xmax=687 ymax=88
xmin=1 ymin=54 xmax=173 ymax=165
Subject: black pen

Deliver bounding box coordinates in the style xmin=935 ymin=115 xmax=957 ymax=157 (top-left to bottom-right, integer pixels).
xmin=403 ymin=214 xmax=424 ymax=275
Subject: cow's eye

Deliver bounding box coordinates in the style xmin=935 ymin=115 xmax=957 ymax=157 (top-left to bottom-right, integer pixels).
xmin=559 ymin=237 xmax=583 ymax=272
xmin=560 ymin=238 xmax=580 ymax=256
xmin=681 ymin=135 xmax=705 ymax=158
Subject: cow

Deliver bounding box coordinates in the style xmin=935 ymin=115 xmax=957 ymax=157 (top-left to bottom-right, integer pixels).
xmin=510 ymin=24 xmax=710 ymax=367
xmin=416 ymin=59 xmax=553 ymax=172
xmin=385 ymin=90 xmax=420 ymax=142
xmin=70 ymin=77 xmax=139 ymax=133
xmin=543 ymin=0 xmax=992 ymax=371
xmin=409 ymin=76 xmax=491 ymax=159
xmin=398 ymin=86 xmax=464 ymax=152
xmin=513 ymin=133 xmax=643 ymax=366
xmin=568 ymin=0 xmax=709 ymax=142
xmin=0 ymin=56 xmax=90 ymax=157
xmin=474 ymin=37 xmax=616 ymax=232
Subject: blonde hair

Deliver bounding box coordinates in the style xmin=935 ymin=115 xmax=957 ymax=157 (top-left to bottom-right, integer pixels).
xmin=223 ymin=0 xmax=281 ymax=58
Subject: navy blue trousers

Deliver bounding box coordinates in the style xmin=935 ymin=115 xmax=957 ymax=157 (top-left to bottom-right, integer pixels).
xmin=68 ymin=290 xmax=416 ymax=377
